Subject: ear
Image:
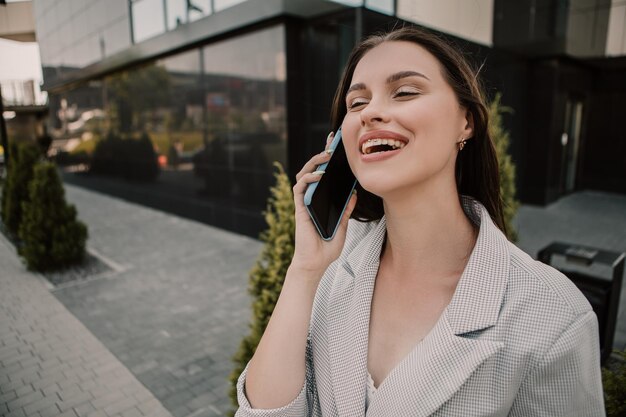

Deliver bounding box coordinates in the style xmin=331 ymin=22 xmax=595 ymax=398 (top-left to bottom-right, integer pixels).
xmin=462 ymin=109 xmax=474 ymax=139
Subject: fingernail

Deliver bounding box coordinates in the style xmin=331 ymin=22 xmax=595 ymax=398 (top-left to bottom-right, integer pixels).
xmin=325 ymin=149 xmax=334 ymax=155
xmin=312 ymin=170 xmax=325 ymax=176
xmin=326 ymin=131 xmax=334 ymax=142
xmin=352 ymin=189 xmax=357 ymax=196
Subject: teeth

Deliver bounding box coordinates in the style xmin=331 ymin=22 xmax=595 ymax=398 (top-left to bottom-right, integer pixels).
xmin=361 ymin=138 xmax=406 ymax=154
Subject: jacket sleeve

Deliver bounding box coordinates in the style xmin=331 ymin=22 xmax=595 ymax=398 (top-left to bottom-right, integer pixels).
xmin=509 ymin=310 xmax=606 ymax=416
xmin=235 ymin=336 xmax=317 ymax=417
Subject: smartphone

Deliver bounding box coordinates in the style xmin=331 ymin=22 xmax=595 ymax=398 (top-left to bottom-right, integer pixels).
xmin=304 ymin=129 xmax=358 ymax=240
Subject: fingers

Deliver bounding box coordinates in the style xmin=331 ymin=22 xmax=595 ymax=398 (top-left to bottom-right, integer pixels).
xmin=295 ymin=151 xmax=331 ymax=182
xmin=292 ymin=171 xmax=324 ymax=197
xmin=325 ymin=131 xmax=334 ymax=150
xmin=295 ymin=131 xmax=335 ymax=182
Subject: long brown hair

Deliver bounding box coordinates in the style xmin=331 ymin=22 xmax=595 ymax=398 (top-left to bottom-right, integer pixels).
xmin=330 ymin=26 xmax=507 ymax=235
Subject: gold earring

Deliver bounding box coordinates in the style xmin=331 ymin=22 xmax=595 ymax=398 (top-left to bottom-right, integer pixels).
xmin=458 ymin=139 xmax=467 ymax=151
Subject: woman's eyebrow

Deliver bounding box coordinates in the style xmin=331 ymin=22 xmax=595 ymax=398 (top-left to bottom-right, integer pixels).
xmin=346 ymin=82 xmax=366 ymax=95
xmin=387 ymin=70 xmax=430 ymax=83
xmin=347 ymin=70 xmax=430 ymax=95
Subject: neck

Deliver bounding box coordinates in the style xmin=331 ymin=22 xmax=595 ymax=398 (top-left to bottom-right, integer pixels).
xmin=380 ymin=182 xmax=477 ymax=285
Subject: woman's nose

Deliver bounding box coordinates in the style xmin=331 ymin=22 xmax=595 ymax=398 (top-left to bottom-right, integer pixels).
xmin=360 ymin=98 xmax=389 ymax=126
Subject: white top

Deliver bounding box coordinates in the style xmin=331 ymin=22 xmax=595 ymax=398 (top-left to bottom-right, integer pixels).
xmin=365 ymin=372 xmax=377 ymax=410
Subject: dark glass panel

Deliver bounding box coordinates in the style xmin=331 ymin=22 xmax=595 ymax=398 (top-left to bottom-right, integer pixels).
xmin=199 ymin=25 xmax=287 ymax=209
xmin=49 ymin=24 xmax=287 ymax=237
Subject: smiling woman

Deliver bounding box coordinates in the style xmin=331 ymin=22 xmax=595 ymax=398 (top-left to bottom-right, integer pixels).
xmin=235 ymin=26 xmax=605 ymax=417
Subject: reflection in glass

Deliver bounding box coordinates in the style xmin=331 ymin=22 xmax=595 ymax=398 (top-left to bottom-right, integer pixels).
xmin=214 ymin=0 xmax=246 ymax=12
xmin=50 ymin=24 xmax=287 ymax=234
xmin=365 ymin=0 xmax=394 ymax=15
xmin=197 ymin=25 xmax=287 ymax=209
xmin=328 ymin=0 xmax=364 ymax=7
xmin=132 ymin=0 xmax=166 ymax=43
xmin=166 ymin=0 xmax=187 ymax=29
xmin=188 ymin=0 xmax=213 ymax=22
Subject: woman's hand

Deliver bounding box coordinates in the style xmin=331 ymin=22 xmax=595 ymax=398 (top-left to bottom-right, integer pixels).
xmin=290 ymin=132 xmax=357 ymax=278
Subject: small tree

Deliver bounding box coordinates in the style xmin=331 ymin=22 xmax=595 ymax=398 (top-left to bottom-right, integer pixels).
xmin=603 ymin=350 xmax=626 ymax=416
xmin=1 ymin=141 xmax=41 ymax=237
xmin=18 ymin=162 xmax=88 ymax=271
xmin=488 ymin=93 xmax=520 ymax=242
xmin=229 ymin=162 xmax=295 ymax=409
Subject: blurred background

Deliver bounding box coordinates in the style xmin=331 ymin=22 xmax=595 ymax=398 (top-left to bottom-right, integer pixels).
xmin=2 ymin=0 xmax=625 ymax=238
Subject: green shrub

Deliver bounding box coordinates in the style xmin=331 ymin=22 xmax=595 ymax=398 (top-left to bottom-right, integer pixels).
xmin=90 ymin=130 xmax=121 ymax=176
xmin=229 ymin=162 xmax=295 ymax=410
xmin=603 ymin=350 xmax=626 ymax=416
xmin=18 ymin=162 xmax=88 ymax=271
xmin=488 ymin=93 xmax=520 ymax=242
xmin=1 ymin=141 xmax=41 ymax=237
xmin=90 ymin=131 xmax=159 ymax=181
xmin=129 ymin=132 xmax=159 ymax=181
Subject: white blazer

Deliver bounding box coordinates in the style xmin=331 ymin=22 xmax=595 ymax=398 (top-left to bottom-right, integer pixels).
xmin=236 ymin=197 xmax=605 ymax=416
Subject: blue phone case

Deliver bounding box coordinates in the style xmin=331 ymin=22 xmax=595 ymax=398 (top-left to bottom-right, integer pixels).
xmin=303 ymin=131 xmax=343 ymax=207
xmin=304 ymin=129 xmax=357 ymax=240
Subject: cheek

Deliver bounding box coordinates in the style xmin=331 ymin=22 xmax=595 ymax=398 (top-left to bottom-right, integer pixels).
xmin=341 ymin=115 xmax=361 ymax=161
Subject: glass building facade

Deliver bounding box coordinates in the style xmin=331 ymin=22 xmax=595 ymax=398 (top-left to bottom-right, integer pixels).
xmin=45 ymin=22 xmax=286 ymax=235
xmin=34 ymin=0 xmax=626 ymax=238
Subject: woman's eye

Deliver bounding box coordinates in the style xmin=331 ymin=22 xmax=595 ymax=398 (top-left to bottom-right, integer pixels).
xmin=348 ymin=100 xmax=368 ymax=109
xmin=394 ymin=90 xmax=419 ymax=98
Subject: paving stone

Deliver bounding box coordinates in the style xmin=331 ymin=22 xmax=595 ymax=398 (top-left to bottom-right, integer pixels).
xmin=23 ymin=394 xmax=59 ymax=415
xmin=5 ymin=185 xmax=624 ymax=417
xmin=0 ymin=232 xmax=172 ymax=417
xmin=120 ymin=408 xmax=142 ymax=417
xmin=6 ymin=389 xmax=44 ymax=411
xmin=49 ymin=185 xmax=261 ymax=417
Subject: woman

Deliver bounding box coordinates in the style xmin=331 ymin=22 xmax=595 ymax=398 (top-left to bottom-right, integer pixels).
xmin=236 ymin=26 xmax=605 ymax=416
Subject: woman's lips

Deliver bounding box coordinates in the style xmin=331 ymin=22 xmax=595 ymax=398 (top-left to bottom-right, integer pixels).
xmin=361 ymin=138 xmax=406 ymax=154
xmin=360 ymin=147 xmax=403 ymax=162
xmin=358 ymin=130 xmax=409 ymax=155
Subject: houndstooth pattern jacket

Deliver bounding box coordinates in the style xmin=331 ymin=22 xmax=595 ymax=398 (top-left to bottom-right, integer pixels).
xmin=236 ymin=197 xmax=605 ymax=416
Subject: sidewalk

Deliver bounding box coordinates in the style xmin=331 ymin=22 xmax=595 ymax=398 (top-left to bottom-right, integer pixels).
xmin=0 ymin=232 xmax=173 ymax=417
xmin=1 ymin=185 xmax=625 ymax=417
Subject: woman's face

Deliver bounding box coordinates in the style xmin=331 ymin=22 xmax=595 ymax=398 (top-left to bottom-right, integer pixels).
xmin=342 ymin=41 xmax=472 ymax=198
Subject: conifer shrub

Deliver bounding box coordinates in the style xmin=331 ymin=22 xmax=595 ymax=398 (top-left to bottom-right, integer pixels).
xmin=1 ymin=141 xmax=41 ymax=238
xmin=126 ymin=132 xmax=159 ymax=181
xmin=90 ymin=131 xmax=159 ymax=181
xmin=90 ymin=130 xmax=122 ymax=177
xmin=603 ymin=350 xmax=626 ymax=416
xmin=229 ymin=162 xmax=295 ymax=409
xmin=18 ymin=162 xmax=88 ymax=271
xmin=488 ymin=93 xmax=520 ymax=242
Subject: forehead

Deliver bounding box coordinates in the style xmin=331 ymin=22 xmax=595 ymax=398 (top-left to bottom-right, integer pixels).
xmin=351 ymin=41 xmax=443 ymax=84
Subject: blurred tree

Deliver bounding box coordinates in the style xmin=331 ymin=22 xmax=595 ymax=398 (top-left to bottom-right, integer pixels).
xmin=18 ymin=162 xmax=88 ymax=271
xmin=1 ymin=141 xmax=41 ymax=238
xmin=108 ymin=65 xmax=172 ymax=132
xmin=603 ymin=349 xmax=626 ymax=416
xmin=229 ymin=163 xmax=295 ymax=411
xmin=488 ymin=93 xmax=519 ymax=242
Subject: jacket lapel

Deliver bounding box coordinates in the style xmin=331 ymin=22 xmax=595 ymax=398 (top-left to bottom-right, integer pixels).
xmin=366 ymin=318 xmax=503 ymax=417
xmin=327 ymin=198 xmax=510 ymax=416
xmin=368 ymin=199 xmax=510 ymax=416
xmin=327 ymin=219 xmax=386 ymax=417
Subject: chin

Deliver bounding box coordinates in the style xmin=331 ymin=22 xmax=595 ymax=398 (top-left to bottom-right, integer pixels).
xmin=355 ymin=172 xmax=405 ymax=198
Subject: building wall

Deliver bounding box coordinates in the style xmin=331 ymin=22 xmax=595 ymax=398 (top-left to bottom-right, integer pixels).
xmin=47 ymin=24 xmax=287 ymax=236
xmin=33 ymin=0 xmax=131 ymax=78
xmin=397 ymin=0 xmax=494 ymax=46
xmin=606 ymin=0 xmax=626 ymax=55
xmin=31 ymin=1 xmax=626 ymax=237
xmin=565 ymin=0 xmax=611 ymax=57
